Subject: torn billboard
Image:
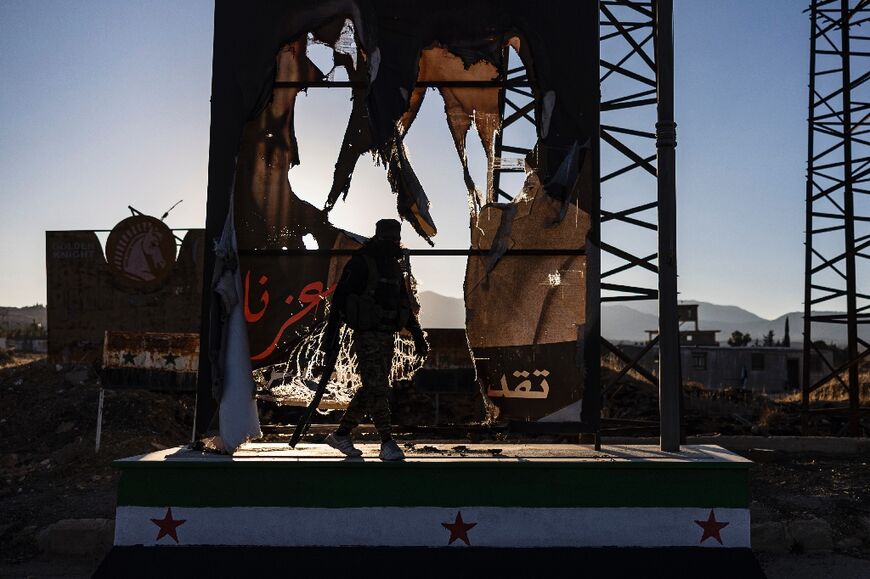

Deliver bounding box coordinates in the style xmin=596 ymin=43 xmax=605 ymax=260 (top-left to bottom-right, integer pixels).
xmin=203 ymin=0 xmax=600 ymax=438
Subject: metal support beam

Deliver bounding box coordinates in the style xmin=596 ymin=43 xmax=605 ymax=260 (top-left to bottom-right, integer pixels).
xmin=840 ymin=0 xmax=861 ymax=436
xmin=655 ymin=0 xmax=680 ymax=452
xmin=599 ymin=0 xmax=677 ymax=448
xmin=601 ymin=336 xmax=660 ymax=390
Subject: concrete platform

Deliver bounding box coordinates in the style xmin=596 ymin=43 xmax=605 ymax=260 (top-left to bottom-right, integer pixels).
xmin=96 ymin=443 xmax=763 ymax=577
xmin=220 ymin=442 xmax=750 ymax=462
xmin=109 ymin=443 xmax=751 ymax=545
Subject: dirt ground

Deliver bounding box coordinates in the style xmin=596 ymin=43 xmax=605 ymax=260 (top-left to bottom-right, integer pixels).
xmin=0 ymin=354 xmax=194 ymax=566
xmin=602 ymin=361 xmax=870 ymax=438
xmin=750 ymin=455 xmax=870 ymax=556
xmin=1 ymin=354 xmax=869 ymax=577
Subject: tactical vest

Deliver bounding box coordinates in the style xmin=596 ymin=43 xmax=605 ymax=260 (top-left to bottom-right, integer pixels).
xmin=345 ymin=255 xmax=411 ymax=332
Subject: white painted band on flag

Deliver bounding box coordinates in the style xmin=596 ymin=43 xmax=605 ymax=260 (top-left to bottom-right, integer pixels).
xmin=116 ymin=506 xmax=750 ymax=548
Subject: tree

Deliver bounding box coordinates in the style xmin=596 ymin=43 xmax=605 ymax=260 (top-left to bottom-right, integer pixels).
xmin=782 ymin=317 xmax=791 ymax=348
xmin=727 ymin=330 xmax=752 ymax=347
xmin=762 ymin=330 xmax=775 ymax=347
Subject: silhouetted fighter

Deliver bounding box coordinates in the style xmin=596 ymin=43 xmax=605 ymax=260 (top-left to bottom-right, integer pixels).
xmin=323 ymin=219 xmax=428 ymax=461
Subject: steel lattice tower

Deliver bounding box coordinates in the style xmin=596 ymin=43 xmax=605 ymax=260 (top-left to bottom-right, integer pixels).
xmin=803 ymin=0 xmax=870 ymax=436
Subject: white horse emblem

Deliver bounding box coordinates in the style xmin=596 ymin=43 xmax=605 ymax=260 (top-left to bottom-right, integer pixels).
xmin=107 ymin=217 xmax=175 ymax=286
xmin=122 ymin=228 xmax=166 ymax=281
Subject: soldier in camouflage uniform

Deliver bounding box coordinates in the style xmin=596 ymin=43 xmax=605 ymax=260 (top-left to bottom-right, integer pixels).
xmin=323 ymin=219 xmax=428 ymax=461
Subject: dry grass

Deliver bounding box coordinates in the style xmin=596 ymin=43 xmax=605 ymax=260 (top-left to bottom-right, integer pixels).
xmin=0 ymin=352 xmax=43 ymax=369
xmin=775 ymin=369 xmax=870 ymax=403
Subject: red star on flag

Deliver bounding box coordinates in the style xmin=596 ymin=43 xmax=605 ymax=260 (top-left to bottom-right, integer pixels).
xmin=694 ymin=509 xmax=729 ymax=545
xmin=442 ymin=511 xmax=477 ymax=546
xmin=150 ymin=507 xmax=186 ymax=543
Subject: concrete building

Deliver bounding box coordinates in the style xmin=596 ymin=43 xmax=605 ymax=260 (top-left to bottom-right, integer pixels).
xmin=618 ymin=343 xmax=832 ymax=394
xmin=681 ymin=346 xmax=808 ymax=393
xmin=5 ymin=336 xmax=48 ymax=354
xmin=628 ymin=304 xmax=834 ymax=393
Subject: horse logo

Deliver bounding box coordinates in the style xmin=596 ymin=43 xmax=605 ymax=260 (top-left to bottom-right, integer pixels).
xmin=106 ymin=216 xmax=176 ymax=289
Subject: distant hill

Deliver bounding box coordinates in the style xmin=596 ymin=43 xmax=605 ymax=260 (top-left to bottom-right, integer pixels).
xmin=417 ymin=291 xmax=465 ymax=328
xmin=415 ymin=291 xmax=861 ymax=346
xmin=620 ymin=300 xmax=766 ymax=325
xmin=601 ymin=301 xmax=865 ymax=346
xmin=599 ymin=304 xmax=660 ymax=344
xmin=0 ymin=305 xmax=46 ymax=333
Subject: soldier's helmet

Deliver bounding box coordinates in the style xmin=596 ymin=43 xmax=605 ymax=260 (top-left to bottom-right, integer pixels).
xmin=374 ymin=219 xmax=401 ymax=243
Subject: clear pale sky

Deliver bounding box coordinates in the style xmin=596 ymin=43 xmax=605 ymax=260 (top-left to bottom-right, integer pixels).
xmin=0 ymin=1 xmax=814 ymax=319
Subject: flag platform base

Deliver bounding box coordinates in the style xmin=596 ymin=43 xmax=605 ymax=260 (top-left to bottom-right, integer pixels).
xmin=96 ymin=443 xmax=765 ymax=578
xmin=95 ymin=546 xmax=765 ymax=578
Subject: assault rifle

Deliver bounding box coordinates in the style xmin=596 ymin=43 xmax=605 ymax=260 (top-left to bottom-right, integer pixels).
xmin=289 ymin=330 xmax=340 ymax=448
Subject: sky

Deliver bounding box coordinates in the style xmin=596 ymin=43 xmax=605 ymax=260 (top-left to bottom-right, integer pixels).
xmin=0 ymin=1 xmax=823 ymax=320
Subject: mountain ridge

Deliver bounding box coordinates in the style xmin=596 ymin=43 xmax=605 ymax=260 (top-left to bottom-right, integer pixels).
xmin=412 ymin=292 xmax=860 ymax=346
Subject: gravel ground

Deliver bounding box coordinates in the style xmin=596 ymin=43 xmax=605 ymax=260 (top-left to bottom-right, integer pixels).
xmin=759 ymin=553 xmax=870 ymax=578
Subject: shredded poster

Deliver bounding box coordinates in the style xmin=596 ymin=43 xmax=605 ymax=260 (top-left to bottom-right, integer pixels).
xmin=208 ymin=0 xmax=600 ymax=423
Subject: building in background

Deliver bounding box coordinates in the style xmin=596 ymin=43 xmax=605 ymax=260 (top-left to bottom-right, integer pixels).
xmin=646 ymin=304 xmax=720 ymax=346
xmin=623 ymin=306 xmax=833 ymax=393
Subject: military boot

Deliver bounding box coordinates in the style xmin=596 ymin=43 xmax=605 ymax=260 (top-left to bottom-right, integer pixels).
xmin=325 ymin=433 xmax=363 ymax=457
xmin=379 ymin=439 xmax=405 ymax=461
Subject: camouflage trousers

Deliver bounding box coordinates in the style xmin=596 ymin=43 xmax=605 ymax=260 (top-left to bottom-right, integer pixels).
xmin=338 ymin=331 xmax=394 ymax=437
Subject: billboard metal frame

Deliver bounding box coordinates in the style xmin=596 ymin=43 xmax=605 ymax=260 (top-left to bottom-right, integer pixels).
xmin=196 ymin=0 xmax=680 ymax=450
